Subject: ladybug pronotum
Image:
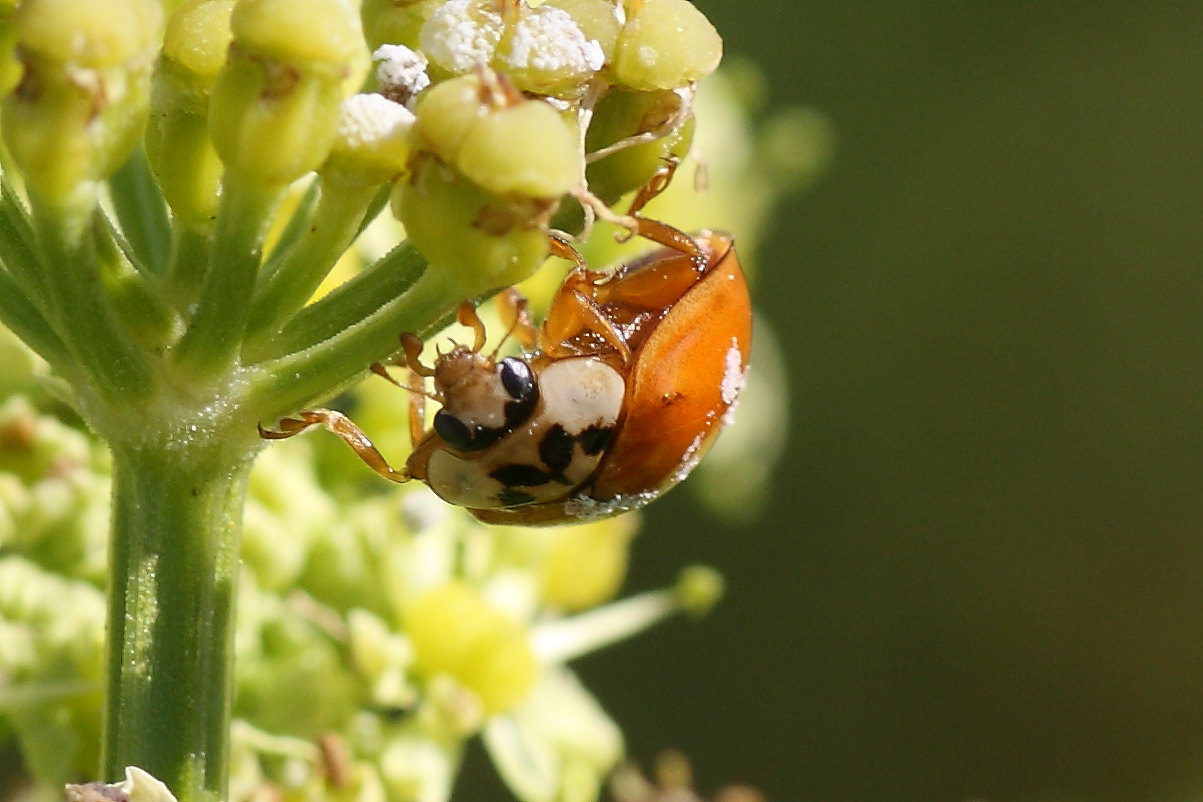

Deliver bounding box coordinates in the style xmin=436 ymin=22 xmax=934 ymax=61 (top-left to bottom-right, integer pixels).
xmin=262 ymin=220 xmax=751 ymax=526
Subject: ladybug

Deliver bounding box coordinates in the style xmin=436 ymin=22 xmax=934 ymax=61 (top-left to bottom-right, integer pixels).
xmin=261 ymin=218 xmax=751 ymax=526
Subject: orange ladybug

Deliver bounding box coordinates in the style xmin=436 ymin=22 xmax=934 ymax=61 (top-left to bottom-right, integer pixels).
xmin=262 ymin=220 xmax=751 ymax=526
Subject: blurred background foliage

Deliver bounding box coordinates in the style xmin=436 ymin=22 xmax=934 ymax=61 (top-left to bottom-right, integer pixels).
xmin=490 ymin=2 xmax=1203 ymax=801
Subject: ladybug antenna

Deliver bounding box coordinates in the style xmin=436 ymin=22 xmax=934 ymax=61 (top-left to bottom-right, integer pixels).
xmin=370 ymin=362 xmax=443 ymax=403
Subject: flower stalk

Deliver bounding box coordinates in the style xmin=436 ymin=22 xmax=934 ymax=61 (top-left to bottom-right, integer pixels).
xmin=104 ymin=441 xmax=253 ymax=802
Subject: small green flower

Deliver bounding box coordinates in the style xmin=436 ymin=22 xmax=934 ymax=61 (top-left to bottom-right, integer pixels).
xmin=3 ymin=0 xmax=160 ymax=204
xmin=208 ymin=0 xmax=365 ymax=188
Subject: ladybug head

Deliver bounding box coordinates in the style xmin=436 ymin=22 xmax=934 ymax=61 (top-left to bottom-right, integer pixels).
xmin=432 ymin=353 xmax=539 ymax=452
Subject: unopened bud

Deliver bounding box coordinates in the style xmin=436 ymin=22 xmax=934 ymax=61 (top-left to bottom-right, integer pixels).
xmin=145 ymin=0 xmax=234 ymax=222
xmin=611 ymin=0 xmax=721 ymax=91
xmin=584 ymin=86 xmax=694 ymax=205
xmin=2 ymin=0 xmax=161 ymax=202
xmin=208 ymin=0 xmax=366 ymax=187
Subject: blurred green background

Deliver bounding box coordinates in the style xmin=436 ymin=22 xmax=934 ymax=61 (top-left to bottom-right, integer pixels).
xmin=569 ymin=3 xmax=1203 ymax=801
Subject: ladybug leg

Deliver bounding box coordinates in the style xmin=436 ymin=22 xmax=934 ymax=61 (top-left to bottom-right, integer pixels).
xmin=260 ymin=410 xmax=411 ymax=483
xmin=258 ymin=414 xmax=319 ymax=440
xmin=400 ymin=332 xmax=436 ymax=377
xmin=369 ymin=358 xmax=430 ymax=447
xmin=495 ymin=288 xmax=538 ymax=352
xmin=629 ymin=216 xmax=701 ymax=258
xmin=541 ymin=284 xmax=633 ymax=366
xmin=406 ymin=369 xmax=426 ymax=446
xmin=549 ymin=233 xmax=588 ymax=269
xmin=626 ymin=156 xmax=680 ymax=218
xmin=455 ymin=302 xmax=489 ymax=353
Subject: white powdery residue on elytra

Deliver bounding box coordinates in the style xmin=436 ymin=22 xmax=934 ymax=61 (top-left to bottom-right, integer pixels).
xmin=420 ymin=0 xmax=503 ymax=74
xmin=500 ymin=5 xmax=604 ymax=74
xmin=338 ymin=93 xmax=415 ymax=150
xmin=563 ymin=489 xmax=658 ymax=520
xmin=720 ymin=337 xmax=746 ymax=406
xmin=670 ymin=431 xmax=708 ymax=485
xmin=373 ymin=44 xmax=431 ymax=103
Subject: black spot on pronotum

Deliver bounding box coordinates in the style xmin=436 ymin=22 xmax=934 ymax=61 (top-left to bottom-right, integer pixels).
xmin=499 ymin=358 xmax=539 ymax=428
xmin=576 ymin=425 xmax=613 ymax=455
xmin=499 ymin=358 xmax=535 ymax=400
xmin=433 ymin=409 xmax=475 ymax=450
xmin=539 ymin=424 xmax=576 ymax=474
xmin=490 ymin=463 xmax=556 ymax=487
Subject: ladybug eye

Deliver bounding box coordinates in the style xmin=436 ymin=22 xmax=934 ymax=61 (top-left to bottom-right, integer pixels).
xmin=433 ymin=409 xmax=475 ymax=451
xmin=499 ymin=358 xmax=535 ymax=402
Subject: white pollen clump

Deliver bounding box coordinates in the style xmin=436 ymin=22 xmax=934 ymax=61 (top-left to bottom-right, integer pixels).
xmin=337 ymin=93 xmax=416 ymax=152
xmin=720 ymin=337 xmax=746 ymax=406
xmin=373 ymin=44 xmax=431 ymax=107
xmin=420 ymin=0 xmax=503 ymax=74
xmin=500 ymin=5 xmax=604 ymax=75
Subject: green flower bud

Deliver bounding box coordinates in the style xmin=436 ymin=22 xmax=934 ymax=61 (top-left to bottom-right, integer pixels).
xmin=163 ymin=0 xmax=236 ymax=82
xmin=418 ymin=0 xmax=503 ymax=80
xmin=412 ymin=70 xmax=582 ymax=199
xmin=458 ymin=99 xmax=581 ymax=198
xmin=584 ymin=86 xmax=693 ymax=205
xmin=208 ymin=0 xmax=365 ymax=187
xmin=361 ymin=0 xmax=443 ymax=51
xmin=407 ymin=581 xmax=538 ymax=715
xmin=232 ymin=0 xmax=364 ymax=66
xmin=2 ymin=0 xmax=161 ymax=202
xmin=0 ymin=17 xmax=23 ymax=98
xmin=391 ymin=153 xmax=551 ymax=292
xmin=145 ymin=0 xmax=234 ymax=222
xmin=15 ymin=0 xmax=162 ymax=68
xmin=612 ymin=0 xmax=721 ymax=91
xmin=409 ymin=71 xmax=485 ymax=166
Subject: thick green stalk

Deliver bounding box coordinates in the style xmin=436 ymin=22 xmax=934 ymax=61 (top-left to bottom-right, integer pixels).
xmin=103 ymin=437 xmax=255 ymax=802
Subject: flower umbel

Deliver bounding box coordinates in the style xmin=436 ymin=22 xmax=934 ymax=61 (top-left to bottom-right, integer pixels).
xmin=0 ymin=0 xmax=815 ymax=800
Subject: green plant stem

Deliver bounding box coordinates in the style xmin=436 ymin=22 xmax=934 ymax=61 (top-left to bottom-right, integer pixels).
xmin=0 ymin=265 xmax=73 ymax=373
xmin=242 ymin=179 xmax=380 ymax=350
xmin=104 ymin=438 xmax=256 ymax=802
xmin=164 ymin=222 xmax=215 ymax=313
xmin=249 ymin=263 xmax=458 ymax=419
xmin=31 ymin=190 xmax=152 ymax=400
xmin=172 ymin=174 xmax=282 ymax=378
xmin=0 ymin=177 xmax=44 ymax=300
xmin=245 ymin=240 xmax=427 ymax=364
xmin=108 ymin=149 xmax=172 ymax=276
